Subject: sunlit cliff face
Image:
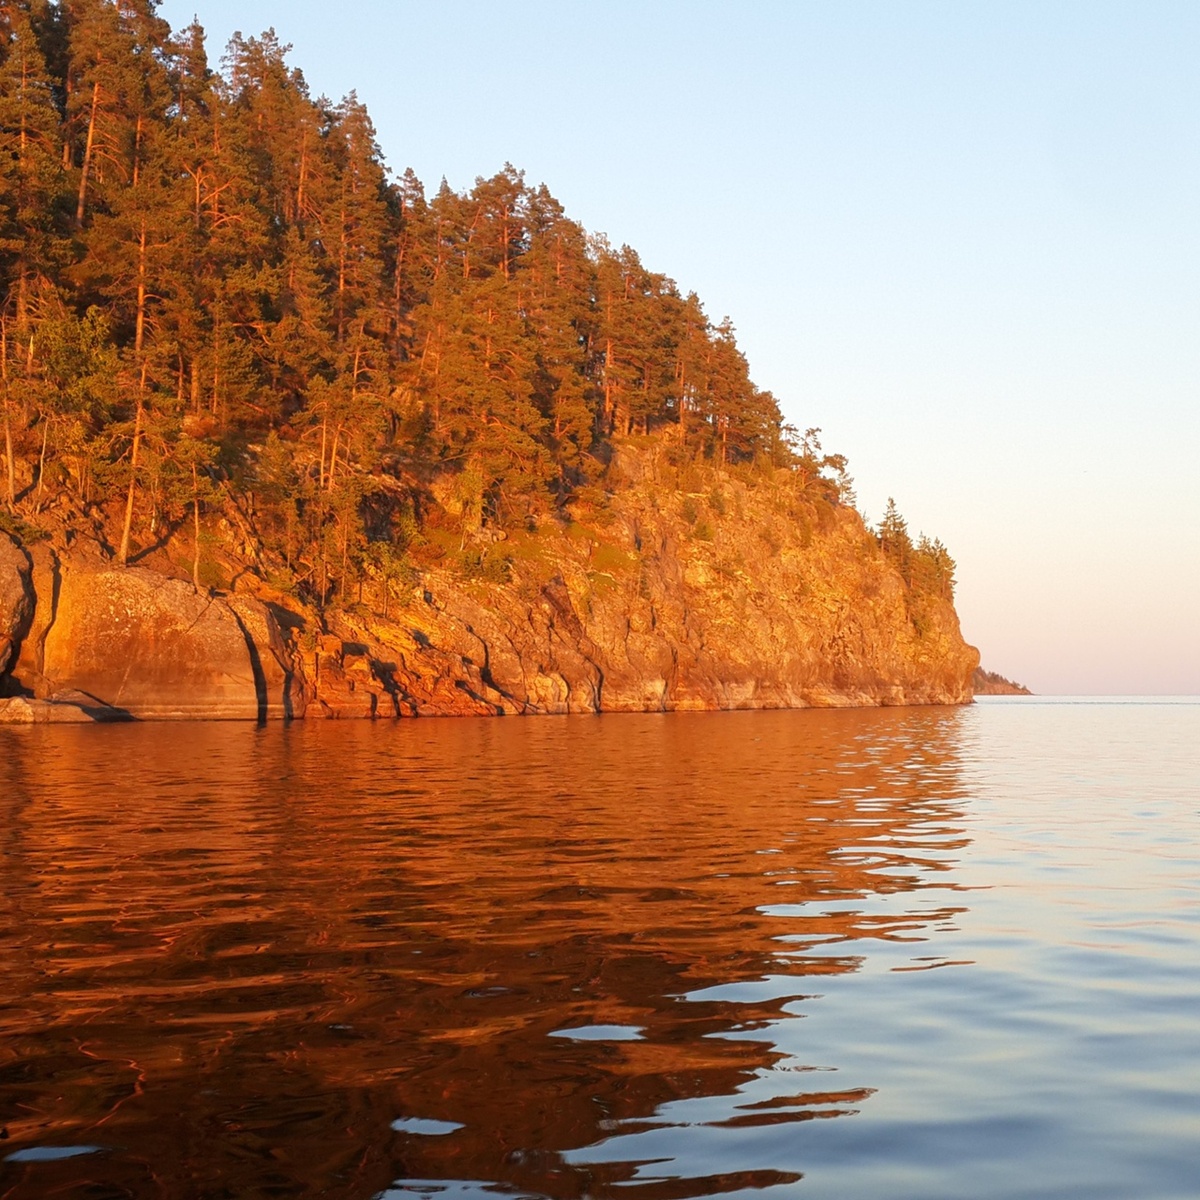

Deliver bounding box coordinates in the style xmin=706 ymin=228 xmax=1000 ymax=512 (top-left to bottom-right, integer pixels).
xmin=0 ymin=709 xmax=970 ymax=1199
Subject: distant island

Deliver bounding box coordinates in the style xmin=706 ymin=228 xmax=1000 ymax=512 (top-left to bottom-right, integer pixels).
xmin=0 ymin=7 xmax=978 ymax=721
xmin=972 ymin=668 xmax=1032 ymax=695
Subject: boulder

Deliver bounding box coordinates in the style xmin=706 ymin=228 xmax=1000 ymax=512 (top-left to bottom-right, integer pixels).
xmin=303 ymin=636 xmax=393 ymax=719
xmin=26 ymin=558 xmax=295 ymax=720
xmin=0 ymin=692 xmax=129 ymax=724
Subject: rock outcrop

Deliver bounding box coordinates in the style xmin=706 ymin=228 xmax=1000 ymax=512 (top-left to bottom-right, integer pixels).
xmin=1 ymin=535 xmax=302 ymax=720
xmin=330 ymin=474 xmax=977 ymax=716
xmin=0 ymin=456 xmax=979 ymax=720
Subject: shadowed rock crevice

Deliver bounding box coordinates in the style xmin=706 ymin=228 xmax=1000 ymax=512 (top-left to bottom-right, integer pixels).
xmin=228 ymin=606 xmax=269 ymax=724
xmin=0 ymin=535 xmax=34 ymax=688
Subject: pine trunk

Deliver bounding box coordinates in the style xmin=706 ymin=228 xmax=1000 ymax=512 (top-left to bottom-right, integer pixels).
xmin=33 ymin=421 xmax=48 ymax=512
xmin=118 ymin=394 xmax=145 ymax=566
xmin=75 ymin=81 xmax=101 ymax=228
xmin=135 ymin=220 xmax=148 ymax=355
xmin=192 ymin=465 xmax=202 ymax=590
xmin=2 ymin=413 xmax=14 ymax=509
xmin=1 ymin=322 xmax=13 ymax=507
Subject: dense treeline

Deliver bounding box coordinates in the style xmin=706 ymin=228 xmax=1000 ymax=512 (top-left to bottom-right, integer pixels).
xmin=0 ymin=1 xmax=953 ymax=604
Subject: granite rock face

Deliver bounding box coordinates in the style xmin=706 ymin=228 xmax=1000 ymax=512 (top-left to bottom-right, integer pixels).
xmin=2 ymin=547 xmax=302 ymax=720
xmin=334 ymin=489 xmax=978 ymax=717
xmin=0 ymin=456 xmax=979 ymax=720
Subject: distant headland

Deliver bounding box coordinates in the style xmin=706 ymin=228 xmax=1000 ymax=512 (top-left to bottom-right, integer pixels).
xmin=972 ymin=668 xmax=1032 ymax=696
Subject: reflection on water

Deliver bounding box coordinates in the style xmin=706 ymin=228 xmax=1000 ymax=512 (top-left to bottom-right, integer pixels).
xmin=0 ymin=710 xmax=970 ymax=1199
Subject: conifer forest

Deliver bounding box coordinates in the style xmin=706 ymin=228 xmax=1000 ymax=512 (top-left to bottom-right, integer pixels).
xmin=0 ymin=1 xmax=955 ymax=604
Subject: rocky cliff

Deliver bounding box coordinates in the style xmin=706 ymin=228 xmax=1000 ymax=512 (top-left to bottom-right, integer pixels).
xmin=0 ymin=451 xmax=978 ymax=721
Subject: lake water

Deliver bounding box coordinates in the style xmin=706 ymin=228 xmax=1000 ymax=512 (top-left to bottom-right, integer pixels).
xmin=1 ymin=698 xmax=1197 ymax=1199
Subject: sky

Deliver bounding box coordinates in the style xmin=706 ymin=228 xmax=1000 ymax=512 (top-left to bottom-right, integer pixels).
xmin=158 ymin=0 xmax=1200 ymax=695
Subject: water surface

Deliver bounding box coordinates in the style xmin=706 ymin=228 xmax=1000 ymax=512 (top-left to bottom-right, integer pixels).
xmin=1 ymin=700 xmax=1197 ymax=1198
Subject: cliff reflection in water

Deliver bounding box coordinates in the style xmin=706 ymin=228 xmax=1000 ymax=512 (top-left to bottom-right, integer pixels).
xmin=0 ymin=709 xmax=970 ymax=1200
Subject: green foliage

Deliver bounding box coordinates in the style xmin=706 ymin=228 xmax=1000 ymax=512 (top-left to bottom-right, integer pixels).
xmin=788 ymin=427 xmax=854 ymax=504
xmin=0 ymin=509 xmax=48 ymax=542
xmin=876 ymin=499 xmax=957 ymax=600
xmin=911 ymin=534 xmax=956 ymax=599
xmin=586 ymin=570 xmax=620 ymax=600
xmin=197 ymin=557 xmax=227 ymax=590
xmin=591 ymin=540 xmax=634 ymax=574
xmin=877 ymin=497 xmax=914 ymax=582
xmin=456 ymin=543 xmax=513 ymax=584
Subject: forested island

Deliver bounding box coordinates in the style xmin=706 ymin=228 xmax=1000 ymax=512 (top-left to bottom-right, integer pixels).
xmin=0 ymin=2 xmax=978 ymax=721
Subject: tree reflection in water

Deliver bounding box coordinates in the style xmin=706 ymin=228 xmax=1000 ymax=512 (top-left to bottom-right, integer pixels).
xmin=0 ymin=708 xmax=969 ymax=1199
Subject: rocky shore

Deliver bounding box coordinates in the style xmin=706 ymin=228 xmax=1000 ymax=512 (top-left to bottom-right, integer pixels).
xmin=0 ymin=457 xmax=979 ymax=723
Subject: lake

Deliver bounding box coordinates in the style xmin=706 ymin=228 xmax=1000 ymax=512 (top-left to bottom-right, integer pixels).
xmin=1 ymin=698 xmax=1197 ymax=1199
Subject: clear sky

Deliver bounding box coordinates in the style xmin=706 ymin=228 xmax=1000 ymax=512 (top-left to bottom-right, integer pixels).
xmin=158 ymin=0 xmax=1200 ymax=695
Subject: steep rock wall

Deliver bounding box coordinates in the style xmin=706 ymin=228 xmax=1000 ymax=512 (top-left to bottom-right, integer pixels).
xmin=1 ymin=538 xmax=301 ymax=720
xmin=0 ymin=462 xmax=979 ymax=720
xmin=334 ymin=473 xmax=977 ymax=716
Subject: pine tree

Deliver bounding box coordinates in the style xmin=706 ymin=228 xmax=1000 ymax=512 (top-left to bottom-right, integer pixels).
xmin=912 ymin=534 xmax=956 ymax=598
xmin=388 ymin=166 xmax=432 ymax=357
xmin=878 ymin=497 xmax=914 ymax=582
xmin=63 ymin=0 xmax=171 ymax=229
xmin=523 ymin=185 xmax=599 ymax=487
xmin=0 ymin=4 xmax=71 ymax=504
xmin=0 ymin=4 xmax=68 ymax=329
xmin=466 ymin=163 xmax=527 ymax=282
